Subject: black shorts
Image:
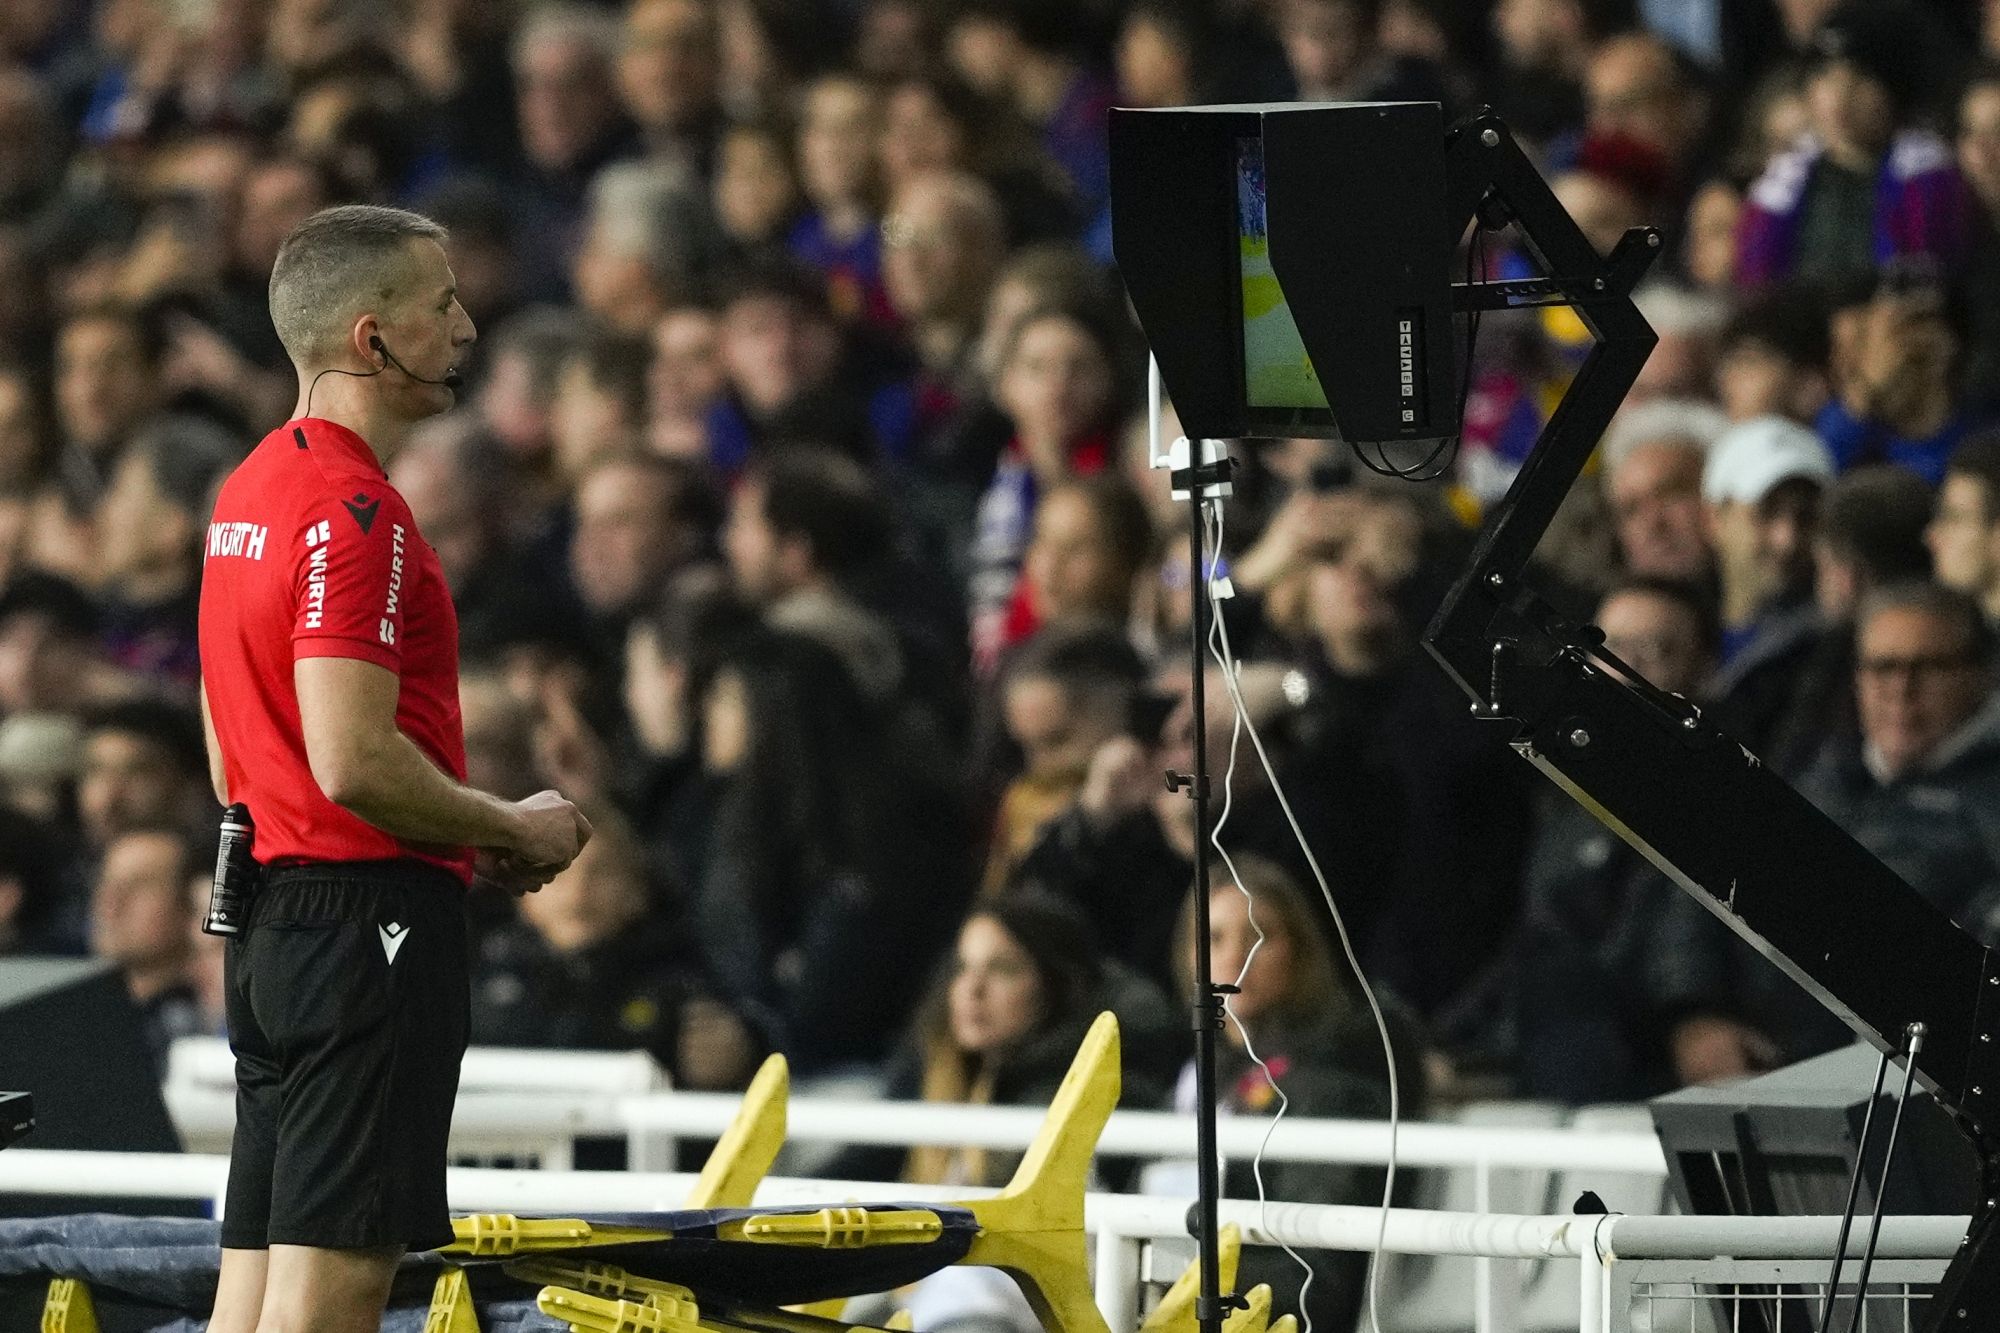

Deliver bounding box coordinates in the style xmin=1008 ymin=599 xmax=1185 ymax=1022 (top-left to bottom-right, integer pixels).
xmin=220 ymin=859 xmax=469 ymax=1252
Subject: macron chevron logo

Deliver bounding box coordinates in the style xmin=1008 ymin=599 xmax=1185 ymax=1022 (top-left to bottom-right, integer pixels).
xmin=378 ymin=921 xmax=409 ymax=964
xmin=343 ymin=492 xmax=382 ymax=535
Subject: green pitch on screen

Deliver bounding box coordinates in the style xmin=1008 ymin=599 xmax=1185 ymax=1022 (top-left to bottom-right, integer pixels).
xmin=1236 ymin=137 xmax=1330 ymax=411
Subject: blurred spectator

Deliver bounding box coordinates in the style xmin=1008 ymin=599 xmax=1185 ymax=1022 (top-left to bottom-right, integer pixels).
xmin=970 ymin=304 xmax=1125 ymax=671
xmin=878 ymin=172 xmax=1008 ymax=470
xmin=788 ymin=74 xmax=890 ymax=327
xmin=1713 ymin=285 xmax=1832 ymax=423
xmin=1272 ymin=491 xmax=1530 ymax=1030
xmin=568 ymin=453 xmax=721 ymax=641
xmin=0 ymin=359 xmax=55 ymax=546
xmin=90 ymin=826 xmax=203 ymax=1076
xmin=1702 ymin=416 xmax=1833 ymax=742
xmin=76 ymin=699 xmax=211 ymax=854
xmin=1814 ymin=262 xmax=1971 ymax=485
xmin=458 ymin=668 xmax=541 ymax=806
xmin=572 ymin=160 xmax=725 ymax=336
xmin=216 ymin=153 xmax=337 ymax=369
xmin=1600 ymin=398 xmax=1728 ymax=580
xmin=1278 ymin=0 xmax=1445 ymax=104
xmin=826 ymin=890 xmax=1177 ymax=1187
xmin=1761 ymin=464 xmax=1935 ymax=776
xmin=1174 ymin=852 xmax=1425 ymax=1331
xmin=1019 ymin=475 xmax=1153 ymax=635
xmin=510 ymin=5 xmax=636 ymax=299
xmin=1737 ymin=4 xmax=1970 ymax=288
xmin=692 ymin=627 xmax=973 ymax=1071
xmin=0 ymin=66 xmax=63 ymax=234
xmin=712 ymin=120 xmax=802 ymax=251
xmin=97 ymin=415 xmax=237 ymax=689
xmin=472 ymin=305 xmax=583 ymax=542
xmin=421 ymin=177 xmax=524 ymax=344
xmin=471 ymin=805 xmax=760 ymax=1090
xmin=724 ymin=448 xmax=905 ymax=700
xmin=1558 ymin=132 xmax=1673 ymax=260
xmin=1116 ymin=1 xmax=1201 ymax=108
xmin=618 ymin=567 xmax=757 ymax=886
xmin=1798 ymin=582 xmax=2000 ymax=940
xmin=617 ymin=0 xmax=723 ymax=179
xmin=47 ymin=302 xmax=166 ymax=581
xmin=1681 ymin=176 xmax=1742 ymax=292
xmin=0 ymin=572 xmax=113 ymax=716
xmin=855 ymin=0 xmax=935 ymax=82
xmin=1814 ymin=466 xmax=1933 ymax=623
xmin=985 ymin=624 xmax=1146 ymax=891
xmin=1584 ymin=32 xmax=1712 ymax=204
xmin=878 ymin=72 xmax=1079 ymax=247
xmin=182 ymin=860 xmax=225 ymax=1036
xmin=1929 ymin=432 xmax=2000 ymax=623
xmin=0 ymin=709 xmax=80 ymax=824
xmin=551 ymin=327 xmax=650 ymax=481
xmin=1486 ymin=0 xmax=1626 ymax=149
xmin=643 ymin=310 xmax=722 ymax=445
xmin=970 ymin=0 xmax=1115 ymax=216
xmin=706 ymin=255 xmax=871 ymax=472
xmin=714 ymin=0 xmax=819 ymax=126
xmin=388 ymin=423 xmax=569 ymax=663
xmin=0 ymin=806 xmax=63 ymax=955
xmin=1959 ymin=63 xmax=2000 ymax=410
xmin=1630 ymin=284 xmax=1728 ymax=403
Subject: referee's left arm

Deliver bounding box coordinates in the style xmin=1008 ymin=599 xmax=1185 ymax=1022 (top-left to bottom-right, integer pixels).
xmin=199 ymin=677 xmax=227 ymax=805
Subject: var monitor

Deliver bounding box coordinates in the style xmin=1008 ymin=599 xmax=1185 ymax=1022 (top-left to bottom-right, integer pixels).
xmin=1109 ymin=101 xmax=1458 ymax=447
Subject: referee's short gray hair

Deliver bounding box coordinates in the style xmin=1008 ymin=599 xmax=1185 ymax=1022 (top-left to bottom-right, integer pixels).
xmin=1599 ymin=397 xmax=1730 ymax=478
xmin=268 ymin=205 xmax=446 ymax=366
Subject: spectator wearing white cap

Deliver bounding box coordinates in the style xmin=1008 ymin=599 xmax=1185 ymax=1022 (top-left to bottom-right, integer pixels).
xmin=1704 ymin=415 xmax=1837 ymax=748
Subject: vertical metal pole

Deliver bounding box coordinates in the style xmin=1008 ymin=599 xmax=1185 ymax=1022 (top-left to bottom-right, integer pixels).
xmin=1189 ymin=484 xmax=1226 ymax=1333
xmin=1094 ymin=1226 xmax=1143 ymax=1332
xmin=1821 ymin=1046 xmax=1891 ymax=1333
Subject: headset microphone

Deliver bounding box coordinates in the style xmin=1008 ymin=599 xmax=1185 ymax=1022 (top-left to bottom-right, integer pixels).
xmin=370 ymin=335 xmax=464 ymax=392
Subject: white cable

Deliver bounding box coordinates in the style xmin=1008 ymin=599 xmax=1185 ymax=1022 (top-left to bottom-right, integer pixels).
xmin=1201 ymin=501 xmax=1404 ymax=1333
xmin=1201 ymin=502 xmax=1320 ymax=1333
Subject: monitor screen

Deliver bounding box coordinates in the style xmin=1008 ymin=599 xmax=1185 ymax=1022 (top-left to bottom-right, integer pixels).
xmin=1236 ymin=136 xmax=1330 ymax=413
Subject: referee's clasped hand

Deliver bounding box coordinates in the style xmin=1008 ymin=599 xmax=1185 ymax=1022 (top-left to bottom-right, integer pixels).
xmin=507 ymin=788 xmax=593 ymax=877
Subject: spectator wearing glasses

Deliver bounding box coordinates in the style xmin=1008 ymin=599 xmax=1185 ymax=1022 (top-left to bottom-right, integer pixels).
xmin=1798 ymin=582 xmax=2000 ymax=940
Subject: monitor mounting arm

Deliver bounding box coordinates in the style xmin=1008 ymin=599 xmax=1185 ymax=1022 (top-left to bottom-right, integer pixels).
xmin=1423 ymin=108 xmax=2000 ymax=1329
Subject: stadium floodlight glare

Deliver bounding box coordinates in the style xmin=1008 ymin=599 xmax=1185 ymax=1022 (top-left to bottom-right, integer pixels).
xmin=1109 ymin=102 xmax=1458 ymax=448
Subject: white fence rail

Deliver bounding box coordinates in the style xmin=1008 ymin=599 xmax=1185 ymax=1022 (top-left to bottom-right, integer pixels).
xmin=0 ymin=1150 xmax=1968 ymax=1333
xmin=161 ymin=1038 xmax=1671 ymax=1172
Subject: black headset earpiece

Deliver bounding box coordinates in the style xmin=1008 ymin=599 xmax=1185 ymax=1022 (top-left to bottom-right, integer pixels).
xmin=369 ymin=332 xmax=464 ymax=392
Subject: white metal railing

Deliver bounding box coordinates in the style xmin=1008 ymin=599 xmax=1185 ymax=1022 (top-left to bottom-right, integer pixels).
xmin=162 ymin=1037 xmax=1668 ymax=1174
xmin=0 ymin=1150 xmax=1967 ymax=1333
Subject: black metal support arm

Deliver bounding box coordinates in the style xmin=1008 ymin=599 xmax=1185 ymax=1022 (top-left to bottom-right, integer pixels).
xmin=1420 ymin=109 xmax=2000 ymax=1331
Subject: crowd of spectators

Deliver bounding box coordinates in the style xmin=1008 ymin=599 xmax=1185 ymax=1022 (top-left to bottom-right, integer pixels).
xmin=7 ymin=0 xmax=2000 ymax=1320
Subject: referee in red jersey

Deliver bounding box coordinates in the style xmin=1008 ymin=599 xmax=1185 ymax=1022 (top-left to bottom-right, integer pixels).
xmin=196 ymin=205 xmax=590 ymax=1333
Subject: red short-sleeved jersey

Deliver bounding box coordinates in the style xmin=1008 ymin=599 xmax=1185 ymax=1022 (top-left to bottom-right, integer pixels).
xmin=198 ymin=418 xmax=473 ymax=884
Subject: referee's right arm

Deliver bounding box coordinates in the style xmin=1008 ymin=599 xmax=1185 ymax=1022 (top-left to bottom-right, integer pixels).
xmin=297 ymin=657 xmax=587 ymax=868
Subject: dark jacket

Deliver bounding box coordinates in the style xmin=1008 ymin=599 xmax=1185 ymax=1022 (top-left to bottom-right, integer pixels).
xmin=1795 ymin=696 xmax=2000 ymax=944
xmin=468 ymin=912 xmax=735 ymax=1080
xmin=1638 ymin=697 xmax=2000 ymax=1071
xmin=1515 ymin=799 xmax=1690 ymax=1102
